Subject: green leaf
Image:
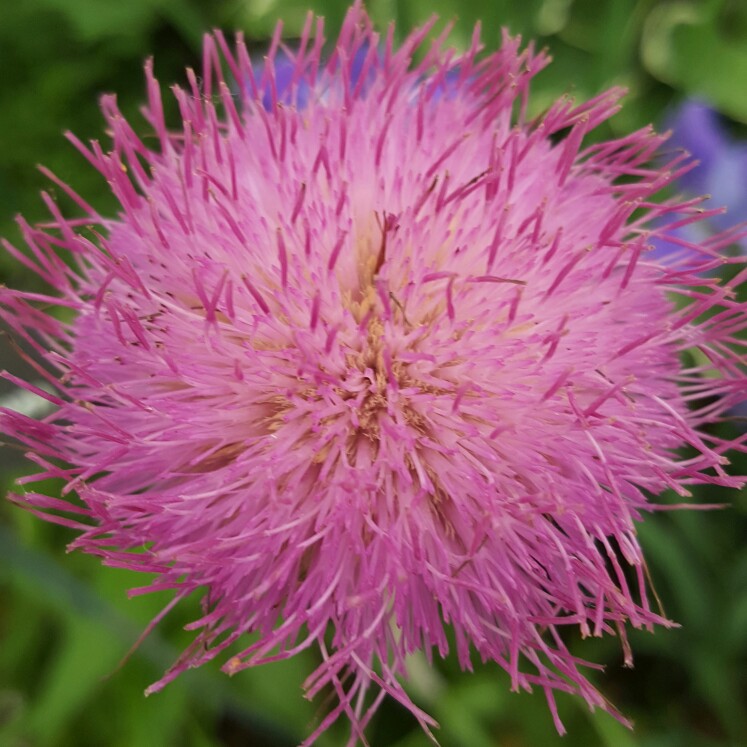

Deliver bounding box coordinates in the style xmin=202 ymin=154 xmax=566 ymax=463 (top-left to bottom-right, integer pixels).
xmin=590 ymin=710 xmax=638 ymax=747
xmin=23 ymin=618 xmax=125 ymax=745
xmin=641 ymin=0 xmax=747 ymax=122
xmin=0 ymin=526 xmax=299 ymax=746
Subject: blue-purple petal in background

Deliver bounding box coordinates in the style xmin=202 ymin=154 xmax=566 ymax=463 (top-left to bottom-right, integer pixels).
xmin=256 ymin=44 xmax=373 ymax=111
xmin=655 ymin=101 xmax=747 ymax=424
xmin=652 ymin=100 xmax=747 ymax=260
xmin=254 ymin=45 xmax=464 ymax=112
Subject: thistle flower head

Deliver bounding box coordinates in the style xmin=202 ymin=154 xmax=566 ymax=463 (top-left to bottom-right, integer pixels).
xmin=2 ymin=4 xmax=747 ymax=744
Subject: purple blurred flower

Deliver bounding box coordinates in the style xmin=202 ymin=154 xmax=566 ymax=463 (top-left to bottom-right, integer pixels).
xmin=670 ymin=101 xmax=747 ymax=215
xmin=257 ymin=43 xmax=371 ymax=111
xmin=653 ymin=100 xmax=747 ymax=261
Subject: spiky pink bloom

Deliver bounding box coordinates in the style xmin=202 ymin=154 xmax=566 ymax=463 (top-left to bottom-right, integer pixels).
xmin=2 ymin=4 xmax=747 ymax=743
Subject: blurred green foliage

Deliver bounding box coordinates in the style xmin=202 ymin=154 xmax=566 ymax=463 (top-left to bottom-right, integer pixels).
xmin=1 ymin=0 xmax=746 ymax=745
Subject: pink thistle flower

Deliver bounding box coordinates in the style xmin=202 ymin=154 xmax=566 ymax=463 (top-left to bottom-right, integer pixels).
xmin=2 ymin=3 xmax=747 ymax=743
